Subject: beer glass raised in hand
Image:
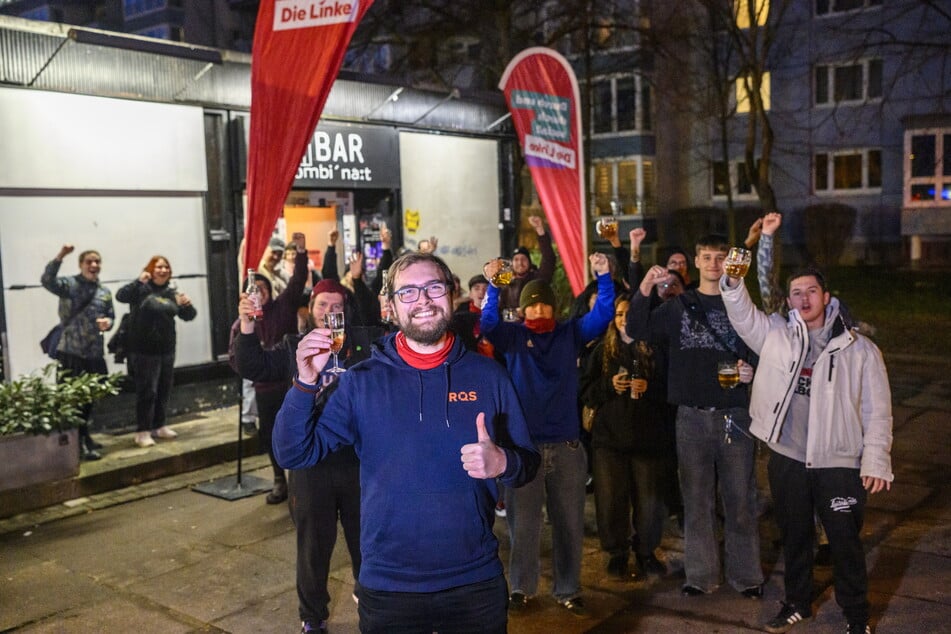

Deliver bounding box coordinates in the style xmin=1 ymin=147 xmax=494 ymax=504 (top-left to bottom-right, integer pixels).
xmin=717 ymin=360 xmax=740 ymax=390
xmin=724 ymin=247 xmax=752 ymax=278
xmin=595 ymin=216 xmax=618 ymax=240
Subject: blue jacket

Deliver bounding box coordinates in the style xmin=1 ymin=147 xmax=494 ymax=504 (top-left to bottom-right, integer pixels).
xmin=481 ymin=272 xmax=615 ymax=444
xmin=273 ymin=332 xmax=539 ymax=593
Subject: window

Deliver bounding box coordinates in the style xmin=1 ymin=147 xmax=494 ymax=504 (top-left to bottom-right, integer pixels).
xmin=590 ymin=75 xmax=652 ymax=135
xmin=815 ymin=59 xmax=883 ymax=105
xmin=591 ymin=158 xmax=655 ymax=217
xmin=712 ymin=160 xmax=758 ymax=198
xmin=735 ymin=0 xmax=769 ymax=29
xmin=814 ymin=149 xmax=882 ymax=193
xmin=905 ymin=129 xmax=951 ymax=205
xmin=815 ymin=0 xmax=881 ymax=17
xmin=735 ymin=72 xmax=771 ymax=113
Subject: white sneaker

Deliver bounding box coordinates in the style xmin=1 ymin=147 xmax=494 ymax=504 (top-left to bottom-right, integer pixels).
xmin=134 ymin=432 xmax=156 ymax=448
xmin=153 ymin=426 xmax=178 ymax=439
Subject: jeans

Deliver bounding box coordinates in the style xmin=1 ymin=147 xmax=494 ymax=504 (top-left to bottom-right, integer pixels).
xmin=289 ymin=449 xmax=361 ymax=624
xmin=592 ymin=447 xmax=668 ymax=560
xmin=768 ymin=452 xmax=869 ymax=624
xmin=358 ymin=574 xmax=507 ymax=634
xmin=676 ymin=406 xmax=762 ymax=592
xmin=506 ymin=441 xmax=587 ymax=601
xmin=129 ymin=352 xmax=175 ymax=433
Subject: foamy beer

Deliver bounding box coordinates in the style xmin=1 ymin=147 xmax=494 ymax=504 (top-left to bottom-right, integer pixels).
xmin=717 ymin=361 xmax=740 ymax=390
xmin=596 ymin=216 xmax=618 ymax=239
xmin=491 ymin=259 xmax=514 ymax=286
xmin=725 ymin=247 xmax=752 ymax=278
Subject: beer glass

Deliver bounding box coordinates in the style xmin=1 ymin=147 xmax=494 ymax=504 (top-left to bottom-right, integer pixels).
xmin=595 ymin=216 xmax=618 ymax=240
xmin=717 ymin=360 xmax=740 ymax=389
xmin=325 ymin=312 xmax=346 ymax=374
xmin=724 ymin=247 xmax=752 ymax=278
xmin=490 ymin=259 xmax=514 ymax=287
xmin=502 ymin=307 xmax=520 ymax=323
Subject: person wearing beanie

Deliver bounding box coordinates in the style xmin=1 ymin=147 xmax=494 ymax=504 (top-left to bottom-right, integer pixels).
xmin=228 ymin=237 xmax=310 ymax=503
xmin=481 ymin=252 xmax=615 ymax=616
xmin=499 ymin=215 xmax=556 ymax=312
xmin=235 ymin=274 xmax=384 ymax=633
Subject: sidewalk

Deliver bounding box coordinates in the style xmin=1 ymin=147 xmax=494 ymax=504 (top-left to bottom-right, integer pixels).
xmin=1 ymin=355 xmax=949 ymax=632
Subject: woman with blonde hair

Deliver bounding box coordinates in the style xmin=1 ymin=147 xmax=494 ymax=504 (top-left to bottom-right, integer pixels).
xmin=117 ymin=255 xmax=197 ymax=447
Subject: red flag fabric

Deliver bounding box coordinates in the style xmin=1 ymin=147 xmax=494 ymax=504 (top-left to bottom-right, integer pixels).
xmin=244 ymin=0 xmax=373 ymax=268
xmin=499 ymin=47 xmax=587 ymax=296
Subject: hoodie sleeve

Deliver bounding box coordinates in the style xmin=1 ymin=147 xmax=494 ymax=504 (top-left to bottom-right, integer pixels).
xmin=273 ymin=375 xmax=356 ymax=469
xmin=578 ymin=272 xmax=615 ymax=343
xmin=480 ymin=283 xmax=519 ymax=351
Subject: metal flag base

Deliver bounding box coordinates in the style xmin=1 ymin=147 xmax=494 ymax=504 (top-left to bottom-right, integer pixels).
xmin=192 ymin=473 xmax=272 ymax=500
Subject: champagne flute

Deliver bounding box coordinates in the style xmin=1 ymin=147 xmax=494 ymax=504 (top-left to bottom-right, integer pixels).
xmin=325 ymin=312 xmax=347 ymax=374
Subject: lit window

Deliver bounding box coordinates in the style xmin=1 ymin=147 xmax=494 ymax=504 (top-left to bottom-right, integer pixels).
xmin=815 ymin=59 xmax=883 ymax=105
xmin=814 ymin=149 xmax=882 ymax=193
xmin=735 ymin=0 xmax=769 ymax=29
xmin=735 ymin=72 xmax=771 ymax=113
xmin=591 ymin=158 xmax=655 ymax=218
xmin=905 ymin=129 xmax=951 ymax=206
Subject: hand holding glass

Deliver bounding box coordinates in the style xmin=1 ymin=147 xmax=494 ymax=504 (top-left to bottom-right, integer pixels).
xmin=596 ymin=216 xmax=618 ymax=239
xmin=484 ymin=258 xmax=514 ymax=287
xmin=724 ymin=247 xmax=752 ymax=278
xmin=717 ymin=361 xmax=740 ymax=389
xmin=325 ymin=312 xmax=346 ymax=374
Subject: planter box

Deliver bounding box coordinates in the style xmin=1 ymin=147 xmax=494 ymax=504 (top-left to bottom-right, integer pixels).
xmin=0 ymin=429 xmax=80 ymax=492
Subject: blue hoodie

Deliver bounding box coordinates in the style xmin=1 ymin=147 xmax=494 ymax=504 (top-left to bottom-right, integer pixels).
xmin=273 ymin=332 xmax=539 ymax=593
xmin=481 ymin=272 xmax=615 ymax=444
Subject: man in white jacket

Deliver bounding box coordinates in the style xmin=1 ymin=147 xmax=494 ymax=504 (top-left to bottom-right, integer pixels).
xmin=721 ymin=266 xmax=893 ymax=634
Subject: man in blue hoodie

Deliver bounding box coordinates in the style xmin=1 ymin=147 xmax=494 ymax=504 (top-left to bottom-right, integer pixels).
xmin=274 ymin=252 xmax=539 ymax=634
xmin=481 ymin=252 xmax=614 ymax=616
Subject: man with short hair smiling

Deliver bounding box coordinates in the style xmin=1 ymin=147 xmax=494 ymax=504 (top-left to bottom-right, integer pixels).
xmin=499 ymin=215 xmax=556 ymax=311
xmin=273 ymin=252 xmax=539 ymax=633
xmin=721 ymin=266 xmax=892 ymax=634
xmin=627 ymin=235 xmax=763 ymax=600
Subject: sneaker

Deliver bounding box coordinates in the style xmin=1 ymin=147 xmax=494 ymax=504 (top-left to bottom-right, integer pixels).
xmin=80 ymin=448 xmax=102 ymax=461
xmin=508 ymin=591 xmax=528 ymax=611
xmin=134 ymin=432 xmax=156 ymax=448
xmin=495 ymin=501 xmax=506 ymax=518
xmin=559 ymin=596 xmax=587 ymax=617
xmin=241 ymin=421 xmax=258 ymax=436
xmin=152 ymin=426 xmax=178 ymax=439
xmin=764 ymin=602 xmax=811 ymax=633
xmin=846 ymin=623 xmax=871 ymax=634
xmin=740 ymin=584 xmax=763 ymax=599
xmin=300 ymin=620 xmax=327 ymax=633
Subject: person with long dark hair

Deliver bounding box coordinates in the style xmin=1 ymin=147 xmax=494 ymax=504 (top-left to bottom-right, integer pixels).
xmin=117 ymin=255 xmax=196 ymax=448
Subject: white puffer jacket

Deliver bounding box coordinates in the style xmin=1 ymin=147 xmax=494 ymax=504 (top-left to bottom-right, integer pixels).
xmin=720 ymin=277 xmax=893 ymax=481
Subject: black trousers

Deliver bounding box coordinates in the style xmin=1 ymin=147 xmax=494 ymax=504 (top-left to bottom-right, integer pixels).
xmin=129 ymin=352 xmax=175 ymax=432
xmin=358 ymin=574 xmax=508 ymax=634
xmin=254 ymin=387 xmax=287 ymax=481
xmin=56 ymin=352 xmax=107 ymax=447
xmin=288 ymin=449 xmax=361 ymax=623
xmin=767 ymin=451 xmax=869 ymax=624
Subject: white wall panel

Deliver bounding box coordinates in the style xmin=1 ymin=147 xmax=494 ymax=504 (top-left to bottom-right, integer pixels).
xmin=0 ymin=88 xmax=206 ymax=191
xmin=0 ymin=196 xmax=211 ymax=378
xmin=398 ymin=132 xmax=501 ymax=282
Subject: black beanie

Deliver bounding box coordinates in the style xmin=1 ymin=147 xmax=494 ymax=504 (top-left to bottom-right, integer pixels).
xmin=519 ymin=279 xmax=556 ymax=310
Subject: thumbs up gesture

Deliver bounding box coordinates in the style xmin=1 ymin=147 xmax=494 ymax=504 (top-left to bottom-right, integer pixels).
xmin=460 ymin=413 xmax=507 ymax=480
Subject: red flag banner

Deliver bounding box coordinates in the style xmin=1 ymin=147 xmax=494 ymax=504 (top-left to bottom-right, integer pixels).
xmin=499 ymin=47 xmax=586 ymax=295
xmin=244 ymin=0 xmax=373 ymax=268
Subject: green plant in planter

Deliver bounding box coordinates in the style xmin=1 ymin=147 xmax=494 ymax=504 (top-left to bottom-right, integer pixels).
xmin=0 ymin=363 xmax=122 ymax=437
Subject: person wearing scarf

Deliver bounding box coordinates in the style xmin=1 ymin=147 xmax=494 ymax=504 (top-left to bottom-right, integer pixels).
xmin=480 ymin=253 xmax=614 ymax=616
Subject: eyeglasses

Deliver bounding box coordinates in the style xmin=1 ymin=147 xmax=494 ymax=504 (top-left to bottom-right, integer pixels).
xmin=392 ymin=281 xmax=449 ymax=304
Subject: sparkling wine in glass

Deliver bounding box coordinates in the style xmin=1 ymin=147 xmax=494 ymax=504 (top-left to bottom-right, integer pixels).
xmin=325 ymin=312 xmax=346 ymax=374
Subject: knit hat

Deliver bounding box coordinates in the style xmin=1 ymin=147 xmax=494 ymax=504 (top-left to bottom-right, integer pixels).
xmin=519 ymin=279 xmax=556 ymax=311
xmin=311 ymin=279 xmax=348 ymax=299
xmin=269 ymin=236 xmax=286 ymax=251
xmin=512 ymin=246 xmax=531 ymax=260
xmin=468 ymin=274 xmax=489 ymax=289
